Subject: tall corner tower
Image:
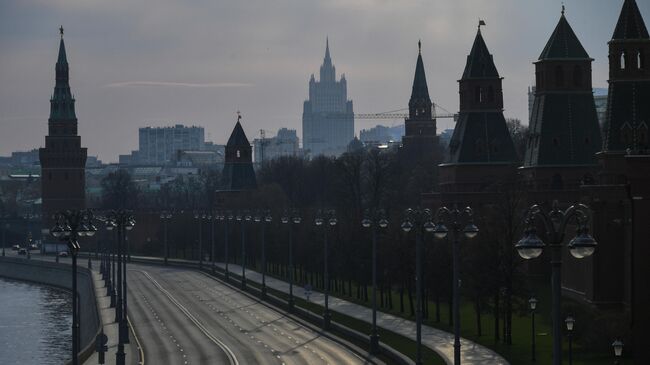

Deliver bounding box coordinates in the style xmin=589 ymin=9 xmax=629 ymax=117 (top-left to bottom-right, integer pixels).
xmin=521 ymin=8 xmax=603 ymax=191
xmin=302 ymin=38 xmax=354 ymax=157
xmin=222 ymin=114 xmax=257 ymax=191
xmin=401 ymin=41 xmax=439 ymax=167
xmin=438 ymin=25 xmax=518 ymax=193
xmin=599 ymin=0 xmax=650 ymax=183
xmin=39 ymin=27 xmax=88 ymax=223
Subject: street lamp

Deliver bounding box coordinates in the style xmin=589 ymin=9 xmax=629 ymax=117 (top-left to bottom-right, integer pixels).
xmin=315 ymin=209 xmax=337 ymax=329
xmin=254 ymin=210 xmax=272 ymax=297
xmin=433 ymin=205 xmax=478 ymax=365
xmin=220 ymin=212 xmax=233 ymax=281
xmin=612 ymin=340 xmax=623 ymax=365
xmin=516 ymin=201 xmax=596 ymax=365
xmin=362 ymin=208 xmax=388 ymax=354
xmin=236 ymin=211 xmax=252 ymax=289
xmin=106 ymin=210 xmax=135 ymax=365
xmin=281 ymin=209 xmax=301 ymax=310
xmin=50 ymin=209 xmax=96 ymax=365
xmin=529 ymin=297 xmax=538 ymax=362
xmin=565 ymin=316 xmax=575 ymax=365
xmin=160 ymin=211 xmax=172 ymax=265
xmin=194 ymin=212 xmax=207 ymax=269
xmin=402 ymin=208 xmax=435 ymax=365
xmin=105 ymin=220 xmax=117 ymax=308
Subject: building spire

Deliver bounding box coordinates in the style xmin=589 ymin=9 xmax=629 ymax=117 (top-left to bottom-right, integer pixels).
xmin=612 ymin=0 xmax=649 ymax=40
xmin=418 ymin=39 xmax=421 ymax=54
xmin=325 ymin=37 xmax=331 ymax=62
xmin=59 ymin=25 xmax=64 ymax=38
xmin=50 ymin=27 xmax=76 ymax=122
xmin=561 ymin=3 xmax=565 ymax=16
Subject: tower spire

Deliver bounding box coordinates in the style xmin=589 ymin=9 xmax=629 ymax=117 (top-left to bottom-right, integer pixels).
xmin=325 ymin=37 xmax=331 ymax=62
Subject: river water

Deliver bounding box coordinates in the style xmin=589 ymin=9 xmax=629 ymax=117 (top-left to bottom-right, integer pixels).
xmin=0 ymin=277 xmax=72 ymax=364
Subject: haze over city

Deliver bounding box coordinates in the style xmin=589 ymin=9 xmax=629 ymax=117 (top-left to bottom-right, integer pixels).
xmin=1 ymin=0 xmax=646 ymax=162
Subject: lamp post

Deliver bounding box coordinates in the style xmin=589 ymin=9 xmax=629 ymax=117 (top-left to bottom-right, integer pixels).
xmin=565 ymin=316 xmax=575 ymax=365
xmin=315 ymin=209 xmax=337 ymax=329
xmin=401 ymin=208 xmax=435 ymax=365
xmin=254 ymin=210 xmax=272 ymax=297
xmin=432 ymin=205 xmax=479 ymax=365
xmin=281 ymin=210 xmax=301 ymax=310
xmin=529 ymin=297 xmax=538 ymax=362
xmin=209 ymin=212 xmax=216 ymax=274
xmin=105 ymin=210 xmax=135 ymax=360
xmin=194 ymin=212 xmax=206 ymax=269
xmin=237 ymin=211 xmax=252 ymax=289
xmin=50 ymin=209 xmax=97 ymax=365
xmin=220 ymin=212 xmax=233 ymax=281
xmin=612 ymin=340 xmax=623 ymax=365
xmin=362 ymin=209 xmax=388 ymax=354
xmin=105 ymin=221 xmax=116 ymax=308
xmin=160 ymin=211 xmax=172 ymax=265
xmin=516 ymin=201 xmax=596 ymax=365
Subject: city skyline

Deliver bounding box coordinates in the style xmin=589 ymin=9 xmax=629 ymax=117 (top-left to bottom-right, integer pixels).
xmin=1 ymin=0 xmax=647 ymax=162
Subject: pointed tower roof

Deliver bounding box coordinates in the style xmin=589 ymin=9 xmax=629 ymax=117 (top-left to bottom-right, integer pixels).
xmin=539 ymin=11 xmax=590 ymax=60
xmin=57 ymin=26 xmax=67 ymax=64
xmin=325 ymin=37 xmax=331 ymax=62
xmin=612 ymin=0 xmax=649 ymax=40
xmin=410 ymin=41 xmax=430 ymax=101
xmin=227 ymin=119 xmax=250 ymax=147
xmin=462 ymin=28 xmax=499 ymax=79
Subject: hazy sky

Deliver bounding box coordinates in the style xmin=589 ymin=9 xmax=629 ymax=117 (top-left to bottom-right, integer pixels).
xmin=1 ymin=0 xmax=647 ymax=163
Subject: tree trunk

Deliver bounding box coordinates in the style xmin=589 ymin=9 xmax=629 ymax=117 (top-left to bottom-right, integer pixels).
xmin=399 ymin=285 xmax=405 ymax=313
xmin=435 ymin=291 xmax=441 ymax=323
xmin=407 ymin=284 xmax=415 ymax=317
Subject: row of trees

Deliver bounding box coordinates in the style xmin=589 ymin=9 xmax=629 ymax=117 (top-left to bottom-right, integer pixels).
xmin=99 ymin=120 xmax=531 ymax=346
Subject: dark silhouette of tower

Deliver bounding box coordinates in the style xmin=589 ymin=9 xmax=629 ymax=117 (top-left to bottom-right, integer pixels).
xmin=438 ymin=25 xmax=518 ymax=192
xmin=401 ymin=41 xmax=439 ymax=165
xmin=600 ymin=0 xmax=650 ymax=183
xmin=222 ymin=114 xmax=257 ymax=191
xmin=39 ymin=27 xmax=87 ymax=224
xmin=522 ymin=8 xmax=603 ymax=191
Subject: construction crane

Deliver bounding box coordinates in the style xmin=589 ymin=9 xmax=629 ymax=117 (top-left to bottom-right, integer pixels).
xmin=258 ymin=129 xmax=271 ymax=163
xmin=332 ymin=104 xmax=458 ymax=121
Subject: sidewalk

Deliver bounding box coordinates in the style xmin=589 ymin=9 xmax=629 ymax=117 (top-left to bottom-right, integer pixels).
xmin=83 ymin=267 xmax=142 ymax=365
xmin=216 ymin=263 xmax=508 ymax=365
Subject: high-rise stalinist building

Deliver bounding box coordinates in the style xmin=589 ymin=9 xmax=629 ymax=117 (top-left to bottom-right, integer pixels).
xmin=39 ymin=28 xmax=87 ymax=223
xmin=302 ymin=39 xmax=354 ymax=157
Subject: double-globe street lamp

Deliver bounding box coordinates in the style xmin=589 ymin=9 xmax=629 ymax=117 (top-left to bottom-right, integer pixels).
xmin=432 ymin=205 xmax=479 ymax=365
xmin=217 ymin=212 xmax=234 ymax=281
xmin=362 ymin=209 xmax=388 ymax=354
xmin=160 ymin=211 xmax=172 ymax=265
xmin=254 ymin=210 xmax=272 ymax=297
xmin=515 ymin=201 xmax=597 ymax=365
xmin=105 ymin=210 xmax=135 ymax=365
xmin=281 ymin=210 xmax=301 ymax=310
xmin=194 ymin=211 xmax=212 ymax=269
xmin=50 ymin=209 xmax=97 ymax=365
xmin=401 ymin=208 xmax=435 ymax=365
xmin=236 ymin=211 xmax=252 ymax=289
xmin=315 ymin=209 xmax=337 ymax=329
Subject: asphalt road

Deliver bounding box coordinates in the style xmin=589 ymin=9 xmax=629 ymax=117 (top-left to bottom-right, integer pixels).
xmin=128 ymin=263 xmax=379 ymax=365
xmin=2 ymin=252 xmax=380 ymax=365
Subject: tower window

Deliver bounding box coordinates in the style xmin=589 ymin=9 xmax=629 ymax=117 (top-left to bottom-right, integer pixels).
xmin=638 ymin=51 xmax=645 ymax=70
xmin=487 ymin=86 xmax=495 ymax=103
xmin=620 ymin=51 xmax=627 ymax=70
xmin=475 ymin=86 xmax=482 ymax=103
xmin=621 ymin=123 xmax=633 ymax=146
xmin=573 ymin=65 xmax=583 ymax=87
xmin=236 ymin=150 xmax=241 ymax=158
xmin=555 ymin=66 xmax=564 ymax=87
xmin=639 ymin=123 xmax=648 ymax=146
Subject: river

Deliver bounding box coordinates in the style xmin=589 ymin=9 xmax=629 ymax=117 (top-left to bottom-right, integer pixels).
xmin=0 ymin=277 xmax=72 ymax=364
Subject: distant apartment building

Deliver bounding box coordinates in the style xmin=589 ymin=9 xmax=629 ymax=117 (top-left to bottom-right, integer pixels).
xmin=302 ymin=39 xmax=354 ymax=157
xmin=359 ymin=124 xmax=404 ymax=145
xmin=528 ymin=86 xmax=608 ymax=127
xmin=119 ymin=124 xmax=218 ymax=166
xmin=253 ymin=128 xmax=300 ymax=163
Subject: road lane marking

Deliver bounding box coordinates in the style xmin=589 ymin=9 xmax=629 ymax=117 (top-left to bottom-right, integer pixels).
xmin=137 ymin=270 xmax=239 ymax=365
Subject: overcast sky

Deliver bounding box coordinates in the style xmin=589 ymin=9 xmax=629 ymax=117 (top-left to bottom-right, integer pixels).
xmin=1 ymin=0 xmax=646 ymax=163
